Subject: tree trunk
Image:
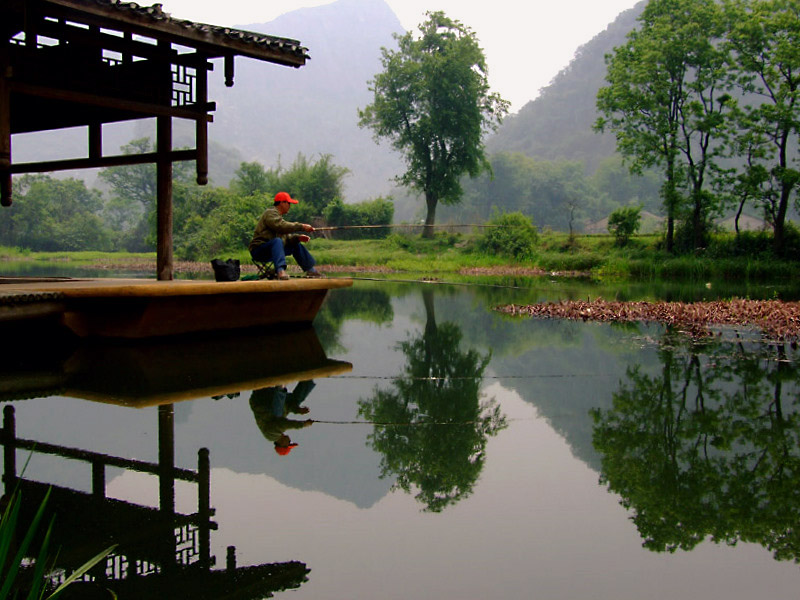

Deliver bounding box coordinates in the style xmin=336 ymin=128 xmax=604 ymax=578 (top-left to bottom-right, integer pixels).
xmin=423 ymin=191 xmax=437 ymax=239
xmin=692 ymin=191 xmax=703 ymax=251
xmin=773 ymin=183 xmax=792 ymax=257
xmin=663 ymin=171 xmax=677 ymax=253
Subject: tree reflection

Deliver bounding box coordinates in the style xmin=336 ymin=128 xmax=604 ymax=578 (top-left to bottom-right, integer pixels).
xmin=592 ymin=330 xmax=800 ymax=561
xmin=358 ymin=288 xmax=507 ymax=512
xmin=314 ymin=286 xmax=394 ymax=352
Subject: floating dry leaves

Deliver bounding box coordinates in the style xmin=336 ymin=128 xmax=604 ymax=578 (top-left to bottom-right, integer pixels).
xmin=496 ymin=298 xmax=800 ymax=340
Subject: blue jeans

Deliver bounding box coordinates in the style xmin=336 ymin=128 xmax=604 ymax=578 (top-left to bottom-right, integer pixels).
xmin=250 ymin=238 xmax=316 ymax=272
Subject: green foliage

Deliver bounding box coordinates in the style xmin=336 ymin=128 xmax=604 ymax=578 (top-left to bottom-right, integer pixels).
xmin=171 ymin=153 xmax=351 ymax=260
xmin=322 ymin=197 xmax=394 ymax=239
xmin=596 ymin=0 xmax=733 ymax=252
xmin=449 ymin=152 xmax=601 ymax=232
xmin=229 ymin=161 xmax=279 ymax=197
xmin=358 ymin=290 xmax=506 ymax=512
xmin=607 ymin=206 xmax=642 ymax=246
xmin=4 ymin=175 xmax=112 ymax=251
xmin=97 ymin=137 xmax=197 ymax=251
xmin=278 ymin=154 xmax=350 ymax=217
xmin=591 ymin=156 xmax=662 ymax=214
xmin=174 ymin=186 xmax=263 ymax=261
xmin=723 ymin=0 xmax=800 ymax=255
xmin=475 ymin=211 xmax=538 ymax=259
xmin=0 ymin=487 xmax=115 ymax=599
xmin=359 ymin=11 xmax=509 ymax=235
xmin=592 ymin=336 xmax=800 ymax=560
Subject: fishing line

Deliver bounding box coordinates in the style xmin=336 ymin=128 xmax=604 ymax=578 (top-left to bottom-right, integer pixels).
xmin=326 ymin=374 xmax=617 ymax=381
xmin=308 ymin=418 xmax=526 ymax=426
xmin=332 ymin=275 xmax=538 ymax=290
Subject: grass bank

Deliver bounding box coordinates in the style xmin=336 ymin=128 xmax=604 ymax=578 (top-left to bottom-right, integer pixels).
xmin=1 ymin=231 xmax=798 ymax=281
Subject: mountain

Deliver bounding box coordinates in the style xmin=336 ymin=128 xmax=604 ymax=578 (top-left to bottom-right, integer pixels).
xmin=12 ymin=0 xmax=406 ymax=198
xmin=206 ymin=0 xmax=405 ymax=200
xmin=11 ymin=0 xmax=646 ymax=203
xmin=486 ymin=1 xmax=646 ymax=173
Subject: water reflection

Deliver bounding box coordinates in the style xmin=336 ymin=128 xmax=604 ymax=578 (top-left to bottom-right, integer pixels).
xmin=0 ymin=326 xmax=350 ymax=599
xmin=592 ymin=330 xmax=800 ymax=562
xmin=4 ymin=277 xmax=800 ymax=598
xmin=251 ymin=381 xmax=316 ymax=455
xmin=358 ymin=288 xmax=508 ymax=512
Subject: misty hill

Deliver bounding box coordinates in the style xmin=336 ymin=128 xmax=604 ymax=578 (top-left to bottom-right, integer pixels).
xmin=11 ymin=0 xmax=647 ymax=206
xmin=12 ymin=0 xmax=406 ymax=198
xmin=486 ymin=1 xmax=646 ymax=172
xmin=208 ymin=0 xmax=405 ymax=200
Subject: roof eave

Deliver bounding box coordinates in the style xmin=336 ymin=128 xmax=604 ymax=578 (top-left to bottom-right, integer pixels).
xmin=40 ymin=0 xmax=309 ymax=67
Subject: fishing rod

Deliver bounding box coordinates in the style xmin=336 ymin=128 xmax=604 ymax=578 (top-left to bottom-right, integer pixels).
xmin=312 ymin=223 xmax=501 ymax=232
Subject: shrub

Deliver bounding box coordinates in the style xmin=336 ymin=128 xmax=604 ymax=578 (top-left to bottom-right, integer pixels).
xmin=607 ymin=206 xmax=642 ymax=246
xmin=475 ymin=212 xmax=538 ymax=259
xmin=322 ymin=197 xmax=394 ymax=239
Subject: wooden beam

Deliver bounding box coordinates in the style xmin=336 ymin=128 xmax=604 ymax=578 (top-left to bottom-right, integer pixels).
xmin=33 ymin=18 xmax=215 ymax=70
xmin=9 ymin=149 xmax=198 ymax=174
xmin=9 ymin=81 xmax=215 ymax=122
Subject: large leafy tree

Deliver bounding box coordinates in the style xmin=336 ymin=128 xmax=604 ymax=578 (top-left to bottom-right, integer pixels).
xmin=724 ymin=0 xmax=800 ymax=256
xmin=359 ymin=11 xmax=508 ymax=237
xmin=596 ymin=0 xmax=733 ymax=252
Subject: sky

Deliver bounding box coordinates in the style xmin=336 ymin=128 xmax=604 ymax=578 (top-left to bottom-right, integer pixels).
xmin=156 ymin=0 xmax=642 ymax=112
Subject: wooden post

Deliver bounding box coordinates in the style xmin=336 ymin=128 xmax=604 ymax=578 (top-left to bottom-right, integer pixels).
xmin=198 ymin=447 xmax=211 ymax=570
xmin=0 ymin=52 xmax=11 ymax=207
xmin=196 ymin=61 xmax=208 ymax=185
xmin=2 ymin=406 xmax=16 ymax=490
xmin=89 ymin=122 xmax=102 ymax=160
xmin=92 ymin=459 xmax=106 ymax=498
xmin=156 ymin=113 xmax=173 ymax=280
xmin=156 ymin=40 xmax=173 ymax=281
xmin=158 ymin=404 xmax=175 ymax=515
xmin=224 ymin=54 xmax=235 ymax=87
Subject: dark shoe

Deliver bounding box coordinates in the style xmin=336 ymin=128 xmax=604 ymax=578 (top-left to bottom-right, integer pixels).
xmin=306 ymin=269 xmax=325 ymax=278
xmin=276 ymin=270 xmax=290 ymax=280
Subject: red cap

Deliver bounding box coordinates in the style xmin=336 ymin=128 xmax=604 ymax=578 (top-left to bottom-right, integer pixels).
xmin=274 ymin=191 xmax=298 ymax=204
xmin=275 ymin=443 xmax=299 ymax=455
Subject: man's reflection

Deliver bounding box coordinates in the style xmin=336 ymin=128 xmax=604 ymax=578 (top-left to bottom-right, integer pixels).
xmin=250 ymin=380 xmax=316 ymax=455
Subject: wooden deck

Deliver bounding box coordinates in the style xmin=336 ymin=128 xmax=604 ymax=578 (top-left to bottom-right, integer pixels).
xmin=0 ymin=276 xmax=352 ymax=338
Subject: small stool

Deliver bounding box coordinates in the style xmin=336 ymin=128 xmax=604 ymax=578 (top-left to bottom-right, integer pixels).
xmin=253 ymin=260 xmax=277 ymax=280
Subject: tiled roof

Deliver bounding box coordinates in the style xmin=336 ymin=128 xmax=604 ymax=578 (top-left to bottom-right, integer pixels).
xmin=48 ymin=0 xmax=309 ymax=65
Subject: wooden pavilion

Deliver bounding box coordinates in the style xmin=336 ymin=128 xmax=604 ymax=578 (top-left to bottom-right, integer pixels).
xmin=1 ymin=0 xmax=309 ymax=279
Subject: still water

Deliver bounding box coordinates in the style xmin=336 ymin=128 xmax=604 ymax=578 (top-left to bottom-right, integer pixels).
xmin=4 ymin=275 xmax=800 ymax=599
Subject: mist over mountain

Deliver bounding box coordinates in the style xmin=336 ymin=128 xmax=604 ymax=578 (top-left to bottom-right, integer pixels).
xmin=209 ymin=0 xmax=405 ymax=200
xmin=486 ymin=1 xmax=646 ymax=172
xmin=12 ymin=0 xmax=644 ymax=204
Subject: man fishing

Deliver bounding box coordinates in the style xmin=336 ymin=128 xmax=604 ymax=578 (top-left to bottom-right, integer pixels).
xmin=249 ymin=191 xmax=323 ymax=280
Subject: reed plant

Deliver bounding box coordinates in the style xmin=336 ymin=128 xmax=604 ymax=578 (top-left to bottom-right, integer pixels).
xmin=0 ymin=487 xmax=114 ymax=599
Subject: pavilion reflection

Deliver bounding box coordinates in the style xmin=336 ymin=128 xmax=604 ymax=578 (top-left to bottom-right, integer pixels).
xmin=0 ymin=326 xmax=351 ymax=598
